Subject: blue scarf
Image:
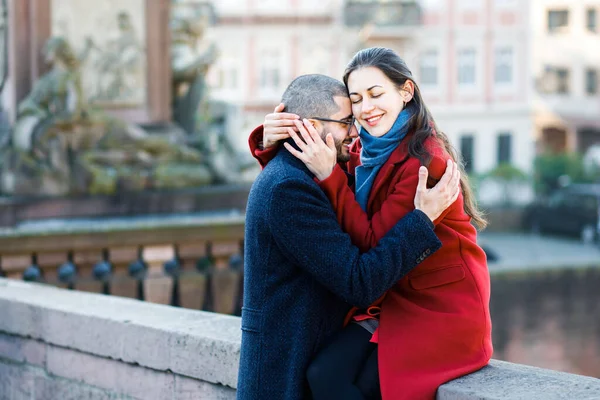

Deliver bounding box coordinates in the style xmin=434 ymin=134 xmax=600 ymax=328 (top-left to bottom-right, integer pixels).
xmin=355 ymin=105 xmax=415 ymax=211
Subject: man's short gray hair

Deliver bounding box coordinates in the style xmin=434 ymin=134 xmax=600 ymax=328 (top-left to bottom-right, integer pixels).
xmin=281 ymin=74 xmax=348 ymax=119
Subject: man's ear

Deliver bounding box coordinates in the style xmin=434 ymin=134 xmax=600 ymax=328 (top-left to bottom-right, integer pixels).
xmin=306 ymin=119 xmax=323 ymax=132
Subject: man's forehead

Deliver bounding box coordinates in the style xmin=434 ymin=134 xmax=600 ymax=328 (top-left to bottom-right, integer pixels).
xmin=330 ymin=96 xmax=352 ymax=119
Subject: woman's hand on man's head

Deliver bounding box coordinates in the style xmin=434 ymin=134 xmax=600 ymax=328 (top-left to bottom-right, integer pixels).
xmin=283 ymin=119 xmax=337 ymax=181
xmin=262 ymin=103 xmax=300 ymax=149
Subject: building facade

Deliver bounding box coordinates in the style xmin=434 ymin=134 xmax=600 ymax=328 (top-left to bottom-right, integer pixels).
xmin=532 ymin=0 xmax=600 ymax=155
xmin=205 ymin=0 xmax=355 ymax=151
xmin=206 ymin=0 xmax=536 ymax=179
xmin=405 ymin=0 xmax=535 ymax=177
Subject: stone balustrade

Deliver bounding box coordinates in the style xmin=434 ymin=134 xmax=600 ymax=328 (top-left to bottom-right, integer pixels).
xmin=0 ymin=211 xmax=246 ymax=315
xmin=0 ymin=278 xmax=599 ymax=400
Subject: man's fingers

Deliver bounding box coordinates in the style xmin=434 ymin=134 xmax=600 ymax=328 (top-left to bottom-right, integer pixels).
xmin=437 ymin=159 xmax=454 ymax=187
xmin=416 ymin=166 xmax=428 ymax=194
xmin=450 ymin=162 xmax=461 ymax=191
xmin=450 ymin=183 xmax=461 ymax=204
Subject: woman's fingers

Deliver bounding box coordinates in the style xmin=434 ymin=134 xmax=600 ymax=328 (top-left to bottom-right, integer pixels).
xmin=266 ymin=126 xmax=297 ymax=135
xmin=266 ymin=119 xmax=301 ymax=128
xmin=325 ymin=133 xmax=336 ymax=152
xmin=270 ymin=132 xmax=291 ymax=142
xmin=273 ymin=103 xmax=285 ymax=113
xmin=302 ymin=119 xmax=327 ymax=147
xmin=294 ymin=120 xmax=315 ymax=146
xmin=287 ymin=127 xmax=309 ymax=152
xmin=266 ymin=112 xmax=300 ymax=121
xmin=283 ymin=142 xmax=306 ymax=162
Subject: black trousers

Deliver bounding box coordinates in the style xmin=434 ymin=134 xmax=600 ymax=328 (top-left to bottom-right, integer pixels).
xmin=306 ymin=323 xmax=381 ymax=400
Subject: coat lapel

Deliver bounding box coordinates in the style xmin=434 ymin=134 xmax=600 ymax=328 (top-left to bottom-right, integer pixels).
xmin=365 ymin=139 xmax=411 ymax=213
xmin=350 ymin=133 xmax=413 ymax=213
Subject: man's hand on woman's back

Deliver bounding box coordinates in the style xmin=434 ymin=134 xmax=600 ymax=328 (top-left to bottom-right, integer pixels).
xmin=414 ymin=160 xmax=461 ymax=222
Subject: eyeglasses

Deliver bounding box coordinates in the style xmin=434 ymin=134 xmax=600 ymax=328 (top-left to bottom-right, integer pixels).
xmin=310 ymin=116 xmax=356 ymax=136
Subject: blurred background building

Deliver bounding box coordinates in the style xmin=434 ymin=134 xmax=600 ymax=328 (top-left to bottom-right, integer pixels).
xmin=200 ymin=0 xmax=599 ymax=205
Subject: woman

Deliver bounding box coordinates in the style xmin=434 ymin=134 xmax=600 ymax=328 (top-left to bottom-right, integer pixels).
xmin=251 ymin=47 xmax=492 ymax=400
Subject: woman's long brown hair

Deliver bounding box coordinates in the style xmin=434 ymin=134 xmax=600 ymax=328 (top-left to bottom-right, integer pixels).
xmin=343 ymin=47 xmax=487 ymax=229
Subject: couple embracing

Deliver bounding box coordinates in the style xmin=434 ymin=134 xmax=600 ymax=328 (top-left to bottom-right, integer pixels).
xmin=238 ymin=47 xmax=492 ymax=400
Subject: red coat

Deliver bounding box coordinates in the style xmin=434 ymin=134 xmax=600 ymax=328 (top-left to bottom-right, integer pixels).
xmin=250 ymin=128 xmax=493 ymax=400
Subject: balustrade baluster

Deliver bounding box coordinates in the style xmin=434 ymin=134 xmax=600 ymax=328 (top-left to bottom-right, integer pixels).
xmin=93 ymin=249 xmax=112 ymax=295
xmin=128 ymin=247 xmax=147 ymax=300
xmin=23 ymin=254 xmax=43 ymax=283
xmin=57 ymin=251 xmax=77 ymax=290
xmin=143 ymin=245 xmax=175 ymax=305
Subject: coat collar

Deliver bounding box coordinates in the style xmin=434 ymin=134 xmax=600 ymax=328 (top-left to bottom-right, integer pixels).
xmin=277 ymin=139 xmax=316 ymax=178
xmin=349 ymin=132 xmax=413 ymax=211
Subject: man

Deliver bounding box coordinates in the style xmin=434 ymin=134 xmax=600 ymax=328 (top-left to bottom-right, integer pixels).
xmin=238 ymin=74 xmax=459 ymax=400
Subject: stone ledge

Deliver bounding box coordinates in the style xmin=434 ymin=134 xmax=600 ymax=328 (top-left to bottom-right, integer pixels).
xmin=0 ymin=278 xmax=599 ymax=399
xmin=438 ymin=360 xmax=600 ymax=400
xmin=0 ymin=278 xmax=241 ymax=388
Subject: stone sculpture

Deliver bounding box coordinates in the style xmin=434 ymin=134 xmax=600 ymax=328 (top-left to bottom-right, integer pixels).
xmin=170 ymin=7 xmax=254 ymax=183
xmin=1 ymin=35 xmax=211 ymax=196
xmin=85 ymin=11 xmax=145 ymax=104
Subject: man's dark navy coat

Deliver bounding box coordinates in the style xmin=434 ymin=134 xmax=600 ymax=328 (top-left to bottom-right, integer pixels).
xmin=237 ymin=147 xmax=441 ymax=400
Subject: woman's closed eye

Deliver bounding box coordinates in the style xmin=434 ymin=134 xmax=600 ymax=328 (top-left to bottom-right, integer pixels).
xmin=351 ymin=93 xmax=383 ymax=104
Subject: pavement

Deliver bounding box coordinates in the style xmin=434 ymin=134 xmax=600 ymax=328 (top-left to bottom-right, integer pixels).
xmin=478 ymin=232 xmax=600 ymax=274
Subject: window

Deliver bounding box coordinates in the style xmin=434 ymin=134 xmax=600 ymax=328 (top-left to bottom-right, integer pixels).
xmin=548 ymin=10 xmax=569 ymax=33
xmin=494 ymin=47 xmax=513 ymax=85
xmin=457 ymin=48 xmax=476 ymax=86
xmin=460 ymin=135 xmax=475 ymax=173
xmin=539 ymin=66 xmax=570 ymax=94
xmin=259 ymin=50 xmax=281 ymax=91
xmin=588 ymin=8 xmax=597 ymax=33
xmin=555 ymin=68 xmax=569 ymax=94
xmin=586 ymin=69 xmax=598 ymax=95
xmin=497 ymin=133 xmax=512 ymax=165
xmin=419 ymin=50 xmax=438 ymax=86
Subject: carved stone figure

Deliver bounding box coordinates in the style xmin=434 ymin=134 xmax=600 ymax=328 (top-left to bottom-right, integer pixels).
xmin=86 ymin=11 xmax=145 ymax=104
xmin=1 ymin=35 xmax=212 ymax=196
xmin=170 ymin=8 xmax=253 ymax=183
xmin=171 ymin=13 xmax=217 ymax=135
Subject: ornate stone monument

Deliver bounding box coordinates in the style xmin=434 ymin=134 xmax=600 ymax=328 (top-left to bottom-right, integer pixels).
xmin=170 ymin=2 xmax=254 ymax=184
xmin=0 ymin=0 xmax=251 ymax=197
xmin=1 ymin=34 xmax=211 ymax=196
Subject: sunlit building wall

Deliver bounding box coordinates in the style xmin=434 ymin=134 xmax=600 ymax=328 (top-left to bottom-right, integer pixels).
xmin=205 ymin=0 xmax=536 ymax=176
xmin=403 ymin=0 xmax=535 ymax=176
xmin=205 ymin=0 xmax=354 ymax=150
xmin=532 ymin=0 xmax=600 ymax=155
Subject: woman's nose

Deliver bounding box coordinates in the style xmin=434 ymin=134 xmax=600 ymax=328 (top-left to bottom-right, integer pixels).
xmin=361 ymin=99 xmax=375 ymax=114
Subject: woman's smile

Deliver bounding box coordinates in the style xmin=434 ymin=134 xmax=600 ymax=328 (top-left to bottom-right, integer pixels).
xmin=364 ymin=114 xmax=384 ymax=127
